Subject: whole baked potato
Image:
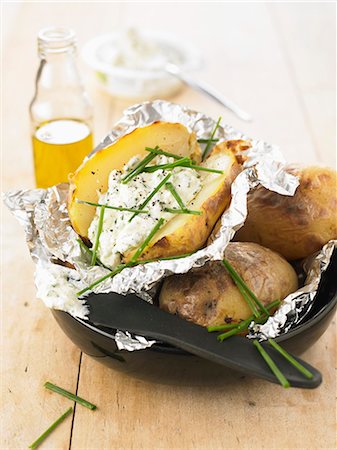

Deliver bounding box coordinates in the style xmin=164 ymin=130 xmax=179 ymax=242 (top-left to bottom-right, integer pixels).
xmin=235 ymin=166 xmax=337 ymax=260
xmin=159 ymin=242 xmax=298 ymax=327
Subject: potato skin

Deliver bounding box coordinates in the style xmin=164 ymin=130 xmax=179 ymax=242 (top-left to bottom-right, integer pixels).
xmin=159 ymin=242 xmax=298 ymax=327
xmin=235 ymin=166 xmax=337 ymax=260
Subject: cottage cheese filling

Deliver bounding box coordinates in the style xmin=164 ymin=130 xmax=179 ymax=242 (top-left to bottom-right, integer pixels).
xmin=88 ymin=155 xmax=202 ymax=269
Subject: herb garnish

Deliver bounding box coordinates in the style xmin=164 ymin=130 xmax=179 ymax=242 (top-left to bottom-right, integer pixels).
xmin=253 ymin=340 xmax=290 ymax=388
xmin=198 ymin=138 xmax=219 ymax=144
xmin=142 ymin=157 xmax=191 ymax=173
xmin=207 ymin=299 xmax=280 ymax=334
xmin=28 ymin=407 xmax=73 ymax=449
xmin=145 ymin=146 xmax=192 ymax=161
xmin=129 ymin=173 xmax=172 ymax=222
xmin=77 ymin=252 xmax=193 ymax=297
xmin=90 ymin=204 xmax=106 ymax=266
xmin=164 ymin=208 xmax=202 ymax=216
xmin=166 ymin=182 xmax=186 ymax=210
xmin=202 ymin=116 xmax=222 ymax=160
xmin=121 ymin=152 xmax=157 ymax=184
xmin=44 ymin=382 xmax=97 ymax=410
xmin=211 ymin=258 xmax=314 ymax=387
xmin=267 ymin=339 xmax=313 ymax=379
xmin=130 ymin=218 xmax=165 ymax=262
xmin=222 ymin=258 xmax=269 ymax=317
xmin=76 ymin=199 xmax=149 ymax=214
xmin=143 ymin=158 xmax=224 ymax=175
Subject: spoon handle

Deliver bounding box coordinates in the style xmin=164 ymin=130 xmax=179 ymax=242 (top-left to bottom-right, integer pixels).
xmin=165 ymin=63 xmax=252 ymax=122
xmin=86 ymin=293 xmax=321 ymax=389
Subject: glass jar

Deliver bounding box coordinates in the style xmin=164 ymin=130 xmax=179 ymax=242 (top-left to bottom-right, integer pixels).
xmin=30 ymin=27 xmax=93 ymax=188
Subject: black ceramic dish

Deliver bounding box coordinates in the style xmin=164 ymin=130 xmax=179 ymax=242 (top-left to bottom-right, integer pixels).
xmin=52 ymin=249 xmax=337 ymax=386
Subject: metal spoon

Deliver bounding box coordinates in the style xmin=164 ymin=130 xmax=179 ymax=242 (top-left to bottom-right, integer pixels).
xmin=85 ymin=292 xmax=321 ymax=389
xmin=165 ymin=63 xmax=252 ymax=122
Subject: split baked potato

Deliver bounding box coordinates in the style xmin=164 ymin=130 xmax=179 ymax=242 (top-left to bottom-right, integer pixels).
xmin=68 ymin=122 xmax=243 ymax=265
xmin=159 ymin=242 xmax=298 ymax=327
xmin=68 ymin=122 xmax=202 ymax=238
xmin=235 ymin=166 xmax=337 ymax=260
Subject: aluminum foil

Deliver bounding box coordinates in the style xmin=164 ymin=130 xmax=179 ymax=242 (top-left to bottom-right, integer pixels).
xmin=248 ymin=240 xmax=336 ymax=340
xmin=5 ymin=99 xmax=333 ymax=351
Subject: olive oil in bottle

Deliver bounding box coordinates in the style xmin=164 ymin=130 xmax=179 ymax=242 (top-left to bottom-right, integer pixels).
xmin=30 ymin=27 xmax=93 ymax=188
xmin=32 ymin=119 xmax=93 ymax=188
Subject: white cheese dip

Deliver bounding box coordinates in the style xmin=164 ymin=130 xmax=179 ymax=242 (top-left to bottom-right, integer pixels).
xmin=88 ymin=155 xmax=202 ymax=269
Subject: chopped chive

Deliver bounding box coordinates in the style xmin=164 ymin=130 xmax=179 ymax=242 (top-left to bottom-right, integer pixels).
xmin=222 ymin=258 xmax=269 ymax=317
xmin=216 ymin=312 xmax=270 ymax=341
xmin=130 ymin=218 xmax=165 ymax=263
xmin=253 ymin=340 xmax=290 ymax=388
xmin=91 ymin=204 xmax=106 ymax=266
xmin=140 ymin=252 xmax=192 ymax=263
xmin=77 ymin=238 xmax=92 ymax=257
xmin=185 ymin=163 xmax=224 ymax=175
xmin=164 ymin=207 xmax=202 ymax=216
xmin=76 ymin=199 xmax=149 ymax=214
xmin=142 ymin=157 xmax=191 ymax=173
xmin=198 ymin=138 xmax=219 ymax=144
xmin=28 ymin=407 xmax=73 ymax=449
xmin=268 ymin=339 xmax=314 ymax=379
xmin=145 ymin=146 xmax=191 ymax=161
xmin=207 ymin=322 xmax=239 ymax=332
xmin=77 ymin=264 xmax=127 ymax=297
xmin=207 ymin=299 xmax=280 ymax=333
xmin=122 ymin=152 xmax=157 ymax=183
xmin=202 ymin=116 xmax=222 ymax=159
xmin=129 ymin=173 xmax=172 ymax=222
xmin=166 ymin=182 xmax=186 ymax=209
xmin=77 ymin=253 xmax=192 ymax=296
xmin=44 ymin=382 xmax=97 ymax=410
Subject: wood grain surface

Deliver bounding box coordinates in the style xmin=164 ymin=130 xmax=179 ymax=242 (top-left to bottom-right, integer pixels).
xmin=2 ymin=2 xmax=336 ymax=449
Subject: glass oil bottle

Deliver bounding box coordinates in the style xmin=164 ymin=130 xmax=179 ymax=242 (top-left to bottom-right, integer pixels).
xmin=30 ymin=27 xmax=93 ymax=188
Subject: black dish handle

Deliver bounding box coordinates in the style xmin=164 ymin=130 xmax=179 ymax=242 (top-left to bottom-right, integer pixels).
xmin=86 ymin=293 xmax=322 ymax=389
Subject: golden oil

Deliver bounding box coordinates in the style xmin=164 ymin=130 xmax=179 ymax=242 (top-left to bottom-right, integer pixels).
xmin=32 ymin=119 xmax=93 ymax=188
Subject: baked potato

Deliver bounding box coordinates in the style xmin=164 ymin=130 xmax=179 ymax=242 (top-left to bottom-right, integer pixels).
xmin=68 ymin=122 xmax=202 ymax=238
xmin=68 ymin=121 xmax=244 ymax=268
xmin=235 ymin=166 xmax=337 ymax=260
xmin=159 ymin=242 xmax=298 ymax=327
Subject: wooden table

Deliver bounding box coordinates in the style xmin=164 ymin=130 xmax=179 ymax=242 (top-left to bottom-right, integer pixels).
xmin=2 ymin=3 xmax=336 ymax=449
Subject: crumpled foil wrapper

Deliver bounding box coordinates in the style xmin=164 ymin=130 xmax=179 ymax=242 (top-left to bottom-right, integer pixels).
xmin=4 ymin=100 xmax=334 ymax=351
xmin=248 ymin=240 xmax=336 ymax=340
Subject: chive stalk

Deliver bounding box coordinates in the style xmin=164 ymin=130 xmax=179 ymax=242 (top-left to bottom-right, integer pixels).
xmin=77 ymin=264 xmax=127 ymax=297
xmin=44 ymin=382 xmax=97 ymax=410
xmin=268 ymin=339 xmax=313 ymax=379
xmin=130 ymin=218 xmax=165 ymax=262
xmin=207 ymin=299 xmax=280 ymax=333
xmin=142 ymin=157 xmax=191 ymax=173
xmin=253 ymin=340 xmax=290 ymax=388
xmin=166 ymin=182 xmax=186 ymax=210
xmin=164 ymin=208 xmax=202 ymax=216
xmin=77 ymin=252 xmax=193 ymax=297
xmin=28 ymin=407 xmax=73 ymax=449
xmin=121 ymin=152 xmax=157 ymax=183
xmin=76 ymin=199 xmax=149 ymax=214
xmin=198 ymin=138 xmax=219 ymax=144
xmin=129 ymin=173 xmax=172 ymax=222
xmin=91 ymin=204 xmax=106 ymax=266
xmin=202 ymin=116 xmax=222 ymax=159
xmin=145 ymin=146 xmax=191 ymax=161
xmin=222 ymin=258 xmax=269 ymax=317
xmin=183 ymin=163 xmax=224 ymax=175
